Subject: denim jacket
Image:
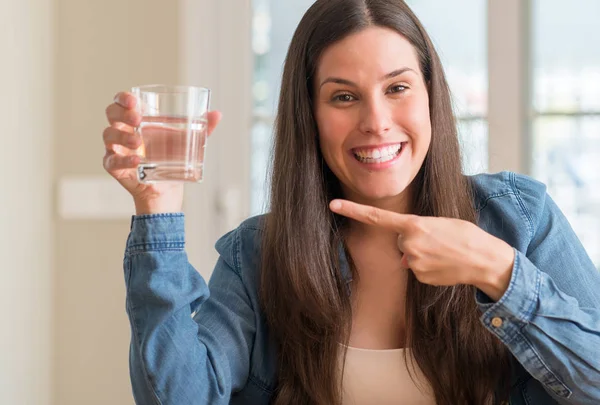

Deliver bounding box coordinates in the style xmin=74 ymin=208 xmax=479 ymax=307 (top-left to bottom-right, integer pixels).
xmin=123 ymin=171 xmax=600 ymax=405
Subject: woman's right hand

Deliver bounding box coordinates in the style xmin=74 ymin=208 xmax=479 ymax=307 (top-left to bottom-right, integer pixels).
xmin=102 ymin=92 xmax=222 ymax=215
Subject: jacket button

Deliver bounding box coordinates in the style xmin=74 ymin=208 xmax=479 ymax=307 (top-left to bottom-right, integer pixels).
xmin=491 ymin=317 xmax=503 ymax=328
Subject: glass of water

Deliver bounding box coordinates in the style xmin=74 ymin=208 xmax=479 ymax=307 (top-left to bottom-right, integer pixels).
xmin=131 ymin=85 xmax=211 ymax=183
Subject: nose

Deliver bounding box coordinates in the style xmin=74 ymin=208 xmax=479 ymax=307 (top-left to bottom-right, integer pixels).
xmin=358 ymin=97 xmax=392 ymax=136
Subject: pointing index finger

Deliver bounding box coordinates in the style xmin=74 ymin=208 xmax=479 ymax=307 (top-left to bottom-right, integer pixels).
xmin=329 ymin=199 xmax=413 ymax=231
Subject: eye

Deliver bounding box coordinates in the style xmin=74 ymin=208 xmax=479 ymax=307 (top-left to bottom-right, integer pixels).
xmin=332 ymin=93 xmax=357 ymax=103
xmin=389 ymin=84 xmax=408 ymax=94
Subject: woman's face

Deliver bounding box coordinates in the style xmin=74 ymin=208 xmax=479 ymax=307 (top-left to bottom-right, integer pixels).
xmin=314 ymin=26 xmax=431 ymax=208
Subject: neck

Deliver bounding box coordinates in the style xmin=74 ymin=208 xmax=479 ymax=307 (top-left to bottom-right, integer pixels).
xmin=344 ymin=187 xmax=413 ymax=236
xmin=343 ymin=186 xmax=413 ymax=240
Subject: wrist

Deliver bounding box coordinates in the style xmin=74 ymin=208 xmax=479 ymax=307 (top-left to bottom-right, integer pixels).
xmin=475 ymin=239 xmax=515 ymax=302
xmin=134 ymin=198 xmax=183 ymax=215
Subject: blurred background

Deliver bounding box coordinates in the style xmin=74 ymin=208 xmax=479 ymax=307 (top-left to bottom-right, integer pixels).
xmin=1 ymin=0 xmax=598 ymax=404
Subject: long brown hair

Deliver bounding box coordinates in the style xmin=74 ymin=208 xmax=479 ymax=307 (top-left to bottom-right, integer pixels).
xmin=260 ymin=1 xmax=511 ymax=404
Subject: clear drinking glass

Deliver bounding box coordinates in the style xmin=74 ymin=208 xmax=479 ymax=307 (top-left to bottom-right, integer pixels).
xmin=131 ymin=85 xmax=211 ymax=183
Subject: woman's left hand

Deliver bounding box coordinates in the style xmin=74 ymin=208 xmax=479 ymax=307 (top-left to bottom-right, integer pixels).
xmin=329 ymin=199 xmax=516 ymax=302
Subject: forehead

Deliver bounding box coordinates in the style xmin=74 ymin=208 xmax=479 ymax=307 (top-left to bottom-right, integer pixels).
xmin=316 ymin=26 xmax=421 ymax=80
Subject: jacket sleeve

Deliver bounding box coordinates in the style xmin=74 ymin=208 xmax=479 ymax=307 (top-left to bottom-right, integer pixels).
xmin=476 ymin=175 xmax=600 ymax=405
xmin=124 ymin=213 xmax=255 ymax=405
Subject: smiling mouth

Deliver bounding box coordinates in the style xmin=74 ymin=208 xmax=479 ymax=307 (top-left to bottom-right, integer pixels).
xmin=352 ymin=143 xmax=405 ymax=164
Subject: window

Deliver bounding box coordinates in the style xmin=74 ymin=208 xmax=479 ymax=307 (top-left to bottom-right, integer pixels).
xmin=532 ymin=0 xmax=600 ymax=266
xmin=251 ymin=0 xmax=315 ymax=214
xmin=406 ymin=0 xmax=488 ymax=175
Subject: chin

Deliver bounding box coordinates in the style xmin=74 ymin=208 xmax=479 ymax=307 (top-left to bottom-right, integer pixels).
xmin=353 ymin=183 xmax=409 ymax=203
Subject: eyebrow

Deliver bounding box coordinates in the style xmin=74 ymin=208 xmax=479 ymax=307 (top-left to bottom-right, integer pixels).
xmin=319 ymin=67 xmax=416 ymax=89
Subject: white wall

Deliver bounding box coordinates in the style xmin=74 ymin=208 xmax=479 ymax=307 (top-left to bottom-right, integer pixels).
xmin=0 ymin=0 xmax=55 ymax=404
xmin=51 ymin=0 xmax=252 ymax=402
xmin=53 ymin=0 xmax=182 ymax=403
xmin=1 ymin=0 xmax=251 ymax=403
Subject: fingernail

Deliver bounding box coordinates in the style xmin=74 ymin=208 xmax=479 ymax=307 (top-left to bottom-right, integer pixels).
xmin=330 ymin=200 xmax=342 ymax=210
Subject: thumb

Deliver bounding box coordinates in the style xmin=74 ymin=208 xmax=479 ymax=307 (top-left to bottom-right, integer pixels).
xmin=207 ymin=110 xmax=222 ymax=136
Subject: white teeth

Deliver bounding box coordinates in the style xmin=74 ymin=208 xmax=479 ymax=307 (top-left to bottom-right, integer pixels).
xmin=354 ymin=144 xmax=403 ymax=163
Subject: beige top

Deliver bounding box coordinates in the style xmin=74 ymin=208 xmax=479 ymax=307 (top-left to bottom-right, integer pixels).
xmin=341 ymin=346 xmax=436 ymax=405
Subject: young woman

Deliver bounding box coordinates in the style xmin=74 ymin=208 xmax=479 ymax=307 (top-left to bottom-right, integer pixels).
xmin=102 ymin=1 xmax=600 ymax=404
